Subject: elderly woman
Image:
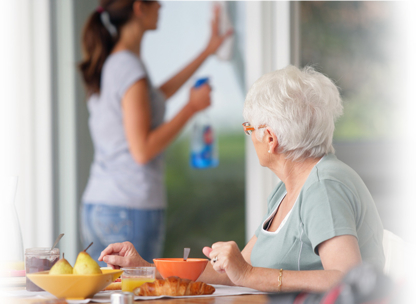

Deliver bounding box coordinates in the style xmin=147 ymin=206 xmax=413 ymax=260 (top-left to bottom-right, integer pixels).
xmin=98 ymin=66 xmax=385 ymax=292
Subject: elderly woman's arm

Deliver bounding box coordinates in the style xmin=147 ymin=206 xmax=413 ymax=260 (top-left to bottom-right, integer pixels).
xmin=205 ymin=235 xmax=361 ymax=293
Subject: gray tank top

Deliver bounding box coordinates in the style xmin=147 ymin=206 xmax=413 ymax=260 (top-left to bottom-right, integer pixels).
xmin=82 ymin=50 xmax=167 ymax=209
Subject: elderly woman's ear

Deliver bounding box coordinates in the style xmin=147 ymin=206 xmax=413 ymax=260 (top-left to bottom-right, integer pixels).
xmin=265 ymin=128 xmax=278 ymax=153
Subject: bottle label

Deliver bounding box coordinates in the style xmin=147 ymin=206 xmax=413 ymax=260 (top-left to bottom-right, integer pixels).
xmin=190 ymin=125 xmax=218 ymax=169
xmin=190 ymin=77 xmax=218 ymax=169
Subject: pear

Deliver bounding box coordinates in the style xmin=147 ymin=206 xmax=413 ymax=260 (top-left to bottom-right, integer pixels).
xmin=73 ymin=242 xmax=102 ymax=275
xmin=49 ymin=253 xmax=73 ymax=275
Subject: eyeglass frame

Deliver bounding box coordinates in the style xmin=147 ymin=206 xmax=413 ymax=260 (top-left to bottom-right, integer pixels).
xmin=242 ymin=122 xmax=267 ymax=136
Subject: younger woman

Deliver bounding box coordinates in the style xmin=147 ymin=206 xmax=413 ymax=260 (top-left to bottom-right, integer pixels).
xmin=79 ymin=0 xmax=232 ymax=265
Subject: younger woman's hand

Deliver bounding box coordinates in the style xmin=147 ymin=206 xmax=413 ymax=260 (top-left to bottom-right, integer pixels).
xmin=187 ymin=84 xmax=211 ymax=114
xmin=98 ymin=241 xmax=150 ymax=269
xmin=204 ymin=5 xmax=233 ymax=56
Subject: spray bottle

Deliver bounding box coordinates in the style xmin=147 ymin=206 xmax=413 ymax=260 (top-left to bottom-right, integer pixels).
xmin=190 ymin=78 xmax=219 ymax=169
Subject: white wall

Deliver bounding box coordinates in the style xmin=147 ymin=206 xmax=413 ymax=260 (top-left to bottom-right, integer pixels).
xmin=52 ymin=0 xmax=79 ymax=264
xmin=244 ymin=1 xmax=292 ymax=241
xmin=51 ymin=0 xmax=95 ymax=264
xmin=403 ymin=2 xmax=416 ymax=243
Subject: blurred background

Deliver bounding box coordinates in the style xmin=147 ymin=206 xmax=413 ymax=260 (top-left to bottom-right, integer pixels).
xmin=0 ymin=0 xmax=414 ymax=271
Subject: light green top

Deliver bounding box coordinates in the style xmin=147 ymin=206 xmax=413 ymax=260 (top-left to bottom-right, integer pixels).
xmin=251 ymin=153 xmax=385 ymax=271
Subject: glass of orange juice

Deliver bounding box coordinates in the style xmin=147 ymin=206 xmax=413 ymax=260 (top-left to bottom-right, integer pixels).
xmin=121 ymin=267 xmax=156 ymax=292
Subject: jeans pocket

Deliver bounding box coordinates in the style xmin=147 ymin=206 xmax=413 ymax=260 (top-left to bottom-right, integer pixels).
xmin=91 ymin=205 xmax=133 ymax=244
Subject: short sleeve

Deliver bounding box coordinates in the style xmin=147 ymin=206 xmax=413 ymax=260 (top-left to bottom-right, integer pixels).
xmin=301 ymin=180 xmax=358 ymax=255
xmin=115 ymin=53 xmax=147 ymax=100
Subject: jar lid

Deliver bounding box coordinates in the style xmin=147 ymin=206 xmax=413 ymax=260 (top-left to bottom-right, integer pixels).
xmin=111 ymin=292 xmax=134 ymax=304
xmin=25 ymin=247 xmax=60 ymax=255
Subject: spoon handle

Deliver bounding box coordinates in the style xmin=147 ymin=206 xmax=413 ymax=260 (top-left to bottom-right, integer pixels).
xmin=51 ymin=233 xmax=64 ymax=251
xmin=183 ymin=248 xmax=191 ymax=261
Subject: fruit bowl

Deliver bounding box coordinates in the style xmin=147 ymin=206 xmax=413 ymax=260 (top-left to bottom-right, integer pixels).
xmin=153 ymin=258 xmax=208 ymax=281
xmin=26 ymin=269 xmax=123 ymax=300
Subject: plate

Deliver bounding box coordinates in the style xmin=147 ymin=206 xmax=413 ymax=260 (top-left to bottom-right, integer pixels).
xmin=0 ymin=276 xmax=26 ymax=287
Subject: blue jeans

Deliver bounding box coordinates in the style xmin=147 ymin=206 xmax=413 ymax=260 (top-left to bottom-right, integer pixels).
xmin=80 ymin=203 xmax=165 ymax=267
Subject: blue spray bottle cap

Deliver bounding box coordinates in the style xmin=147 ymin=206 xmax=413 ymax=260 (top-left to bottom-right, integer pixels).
xmin=194 ymin=77 xmax=210 ymax=88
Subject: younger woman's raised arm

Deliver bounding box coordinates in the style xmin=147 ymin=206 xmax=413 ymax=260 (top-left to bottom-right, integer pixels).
xmin=158 ymin=5 xmax=232 ymax=99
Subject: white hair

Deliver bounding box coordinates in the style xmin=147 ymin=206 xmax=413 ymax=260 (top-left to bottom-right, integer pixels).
xmin=243 ymin=65 xmax=343 ymax=161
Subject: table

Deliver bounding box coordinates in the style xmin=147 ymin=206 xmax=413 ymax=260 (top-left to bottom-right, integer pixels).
xmin=2 ymin=287 xmax=270 ymax=304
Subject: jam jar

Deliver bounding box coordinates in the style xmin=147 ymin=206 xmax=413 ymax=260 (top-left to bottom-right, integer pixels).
xmin=25 ymin=247 xmax=60 ymax=291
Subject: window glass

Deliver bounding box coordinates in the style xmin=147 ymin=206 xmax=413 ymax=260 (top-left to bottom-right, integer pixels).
xmin=300 ymin=1 xmax=404 ymax=141
xmin=300 ymin=1 xmax=405 ymax=235
xmin=143 ymin=1 xmax=246 ymax=257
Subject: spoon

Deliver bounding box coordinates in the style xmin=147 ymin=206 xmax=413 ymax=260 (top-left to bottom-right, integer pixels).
xmin=183 ymin=248 xmax=190 ymax=261
xmin=51 ymin=233 xmax=64 ymax=251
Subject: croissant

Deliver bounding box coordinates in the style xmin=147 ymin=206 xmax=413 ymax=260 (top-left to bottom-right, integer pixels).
xmin=133 ymin=276 xmax=215 ymax=296
xmin=103 ymin=278 xmax=121 ymax=291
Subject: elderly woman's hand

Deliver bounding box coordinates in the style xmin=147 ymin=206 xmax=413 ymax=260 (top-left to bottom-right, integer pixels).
xmin=203 ymin=241 xmax=253 ymax=286
xmin=98 ymin=241 xmax=150 ymax=269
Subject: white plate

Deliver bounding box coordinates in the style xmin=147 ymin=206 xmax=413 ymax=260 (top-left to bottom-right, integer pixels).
xmin=0 ymin=276 xmax=26 ymax=287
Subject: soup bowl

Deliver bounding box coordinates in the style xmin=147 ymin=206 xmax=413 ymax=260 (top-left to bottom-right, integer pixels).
xmin=153 ymin=258 xmax=208 ymax=281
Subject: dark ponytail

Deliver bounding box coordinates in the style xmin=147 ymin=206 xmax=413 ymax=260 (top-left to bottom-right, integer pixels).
xmin=79 ymin=0 xmax=138 ymax=95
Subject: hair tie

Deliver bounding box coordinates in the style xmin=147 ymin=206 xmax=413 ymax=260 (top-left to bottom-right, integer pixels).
xmin=99 ymin=10 xmax=118 ymax=38
xmin=96 ymin=6 xmax=104 ymax=13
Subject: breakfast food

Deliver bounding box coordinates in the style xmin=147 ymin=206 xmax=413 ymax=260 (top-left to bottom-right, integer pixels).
xmin=73 ymin=243 xmax=102 ymax=275
xmin=49 ymin=253 xmax=73 ymax=275
xmin=133 ymin=276 xmax=215 ymax=296
xmin=103 ymin=278 xmax=122 ymax=291
xmin=26 ymin=248 xmax=60 ymax=291
xmin=122 ymin=277 xmax=155 ymax=292
xmin=47 ymin=242 xmax=102 ymax=276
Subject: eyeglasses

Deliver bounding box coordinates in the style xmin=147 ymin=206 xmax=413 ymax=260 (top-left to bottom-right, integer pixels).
xmin=242 ymin=122 xmax=267 ymax=136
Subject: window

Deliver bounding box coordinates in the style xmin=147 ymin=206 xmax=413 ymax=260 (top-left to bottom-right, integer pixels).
xmin=143 ymin=1 xmax=246 ymax=257
xmin=300 ymin=1 xmax=406 ymax=236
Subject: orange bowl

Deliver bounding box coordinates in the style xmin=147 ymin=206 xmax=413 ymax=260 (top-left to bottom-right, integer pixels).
xmin=26 ymin=269 xmax=123 ymax=300
xmin=153 ymin=258 xmax=208 ymax=281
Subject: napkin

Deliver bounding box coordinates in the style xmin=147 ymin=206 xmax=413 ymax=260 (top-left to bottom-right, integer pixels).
xmin=2 ymin=285 xmax=267 ymax=303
